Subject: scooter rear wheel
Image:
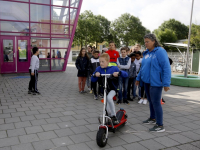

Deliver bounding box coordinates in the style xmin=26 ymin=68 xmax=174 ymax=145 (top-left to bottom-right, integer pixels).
xmin=96 ymin=128 xmax=107 ymax=147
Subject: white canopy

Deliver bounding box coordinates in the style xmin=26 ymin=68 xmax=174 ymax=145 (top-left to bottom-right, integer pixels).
xmin=164 ymin=43 xmax=189 ymax=48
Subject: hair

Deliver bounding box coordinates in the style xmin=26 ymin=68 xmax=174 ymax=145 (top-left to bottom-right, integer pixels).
xmin=120 ymin=47 xmax=127 ymax=52
xmin=88 ymin=46 xmax=92 ymax=49
xmin=129 ymin=53 xmax=136 ymax=57
xmin=109 ymin=41 xmax=115 ymax=44
xmin=78 ymin=48 xmax=89 ymax=59
xmin=32 ymin=47 xmax=39 ymax=54
xmin=144 ymin=34 xmax=161 ymax=47
xmin=135 ymin=44 xmax=141 ymax=48
xmin=135 ymin=51 xmax=142 ymax=56
xmin=93 ymin=50 xmax=100 ymax=54
xmin=99 ymin=53 xmax=110 ymax=62
xmin=126 ymin=47 xmax=130 ymax=51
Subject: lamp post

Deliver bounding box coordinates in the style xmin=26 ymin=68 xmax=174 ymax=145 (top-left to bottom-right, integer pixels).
xmin=185 ymin=0 xmax=194 ymax=77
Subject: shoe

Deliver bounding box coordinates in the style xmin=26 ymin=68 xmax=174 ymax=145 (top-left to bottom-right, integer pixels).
xmin=99 ymin=94 xmax=104 ymax=99
xmin=138 ymin=99 xmax=144 ymax=104
xmin=28 ymin=90 xmax=32 ymax=94
xmin=32 ymin=92 xmax=36 ymax=95
xmin=79 ymin=91 xmax=82 ymax=94
xmin=88 ymin=87 xmax=91 ymax=91
xmin=127 ymin=97 xmax=133 ymax=101
xmin=143 ymin=99 xmax=148 ymax=104
xmin=94 ymin=95 xmax=98 ymax=100
xmin=116 ymin=100 xmax=121 ymax=105
xmin=143 ymin=118 xmax=156 ymax=124
xmin=32 ymin=91 xmax=40 ymax=95
xmin=82 ymin=91 xmax=87 ymax=94
xmin=123 ymin=99 xmax=130 ymax=104
xmin=113 ymin=96 xmax=117 ymax=101
xmin=111 ymin=116 xmax=119 ymax=125
xmin=89 ymin=90 xmax=93 ymax=94
xmin=149 ymin=124 xmax=165 ymax=132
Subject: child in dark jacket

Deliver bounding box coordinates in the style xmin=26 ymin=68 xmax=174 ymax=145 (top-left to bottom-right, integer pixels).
xmin=89 ymin=50 xmax=101 ymax=99
xmin=91 ymin=53 xmax=128 ymax=124
xmin=127 ymin=53 xmax=137 ymax=101
xmin=75 ymin=48 xmax=90 ymax=94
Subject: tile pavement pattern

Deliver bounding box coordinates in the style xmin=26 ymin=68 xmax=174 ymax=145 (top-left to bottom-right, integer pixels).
xmin=0 ymin=65 xmax=200 ymax=150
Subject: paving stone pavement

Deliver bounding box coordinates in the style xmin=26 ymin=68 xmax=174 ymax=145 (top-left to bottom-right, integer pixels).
xmin=0 ymin=65 xmax=200 ymax=150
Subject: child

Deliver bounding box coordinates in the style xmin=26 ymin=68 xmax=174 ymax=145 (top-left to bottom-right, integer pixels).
xmin=75 ymin=48 xmax=90 ymax=94
xmin=87 ymin=46 xmax=93 ymax=91
xmin=106 ymin=41 xmax=119 ymax=66
xmin=127 ymin=53 xmax=136 ymax=101
xmin=91 ymin=53 xmax=128 ymax=124
xmin=134 ymin=51 xmax=142 ymax=99
xmin=28 ymin=47 xmax=40 ymax=95
xmin=117 ymin=47 xmax=131 ymax=104
xmin=89 ymin=50 xmax=101 ymax=99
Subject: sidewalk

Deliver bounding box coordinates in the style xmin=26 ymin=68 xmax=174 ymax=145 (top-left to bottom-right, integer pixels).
xmin=0 ymin=65 xmax=200 ymax=150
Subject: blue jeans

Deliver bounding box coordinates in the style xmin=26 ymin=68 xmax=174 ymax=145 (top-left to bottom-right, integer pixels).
xmin=144 ymin=83 xmax=163 ymax=126
xmin=118 ymin=76 xmax=129 ymax=100
xmin=133 ymin=84 xmax=141 ymax=98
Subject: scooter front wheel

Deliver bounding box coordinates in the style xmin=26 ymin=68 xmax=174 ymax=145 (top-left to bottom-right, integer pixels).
xmin=96 ymin=128 xmax=108 ymax=147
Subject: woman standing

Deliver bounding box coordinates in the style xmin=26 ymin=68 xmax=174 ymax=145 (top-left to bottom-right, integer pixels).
xmin=136 ymin=34 xmax=171 ymax=132
xmin=75 ymin=48 xmax=90 ymax=93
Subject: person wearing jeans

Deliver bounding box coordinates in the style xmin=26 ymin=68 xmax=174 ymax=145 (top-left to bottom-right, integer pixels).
xmin=136 ymin=34 xmax=171 ymax=132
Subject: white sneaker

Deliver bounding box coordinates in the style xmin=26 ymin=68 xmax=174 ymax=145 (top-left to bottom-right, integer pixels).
xmin=88 ymin=87 xmax=91 ymax=91
xmin=138 ymin=99 xmax=144 ymax=104
xmin=143 ymin=99 xmax=148 ymax=105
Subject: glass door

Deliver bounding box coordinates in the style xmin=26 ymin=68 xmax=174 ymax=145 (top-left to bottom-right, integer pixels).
xmin=0 ymin=36 xmax=16 ymax=73
xmin=17 ymin=37 xmax=30 ymax=72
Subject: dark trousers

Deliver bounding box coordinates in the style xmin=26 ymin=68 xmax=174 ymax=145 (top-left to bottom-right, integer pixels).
xmin=127 ymin=77 xmax=136 ymax=98
xmin=144 ymin=83 xmax=163 ymax=126
xmin=141 ymin=86 xmax=147 ymax=98
xmin=91 ymin=80 xmax=103 ymax=96
xmin=28 ymin=69 xmax=38 ymax=92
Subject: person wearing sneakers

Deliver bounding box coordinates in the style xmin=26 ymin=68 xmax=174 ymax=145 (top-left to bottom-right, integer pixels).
xmin=89 ymin=50 xmax=102 ymax=100
xmin=91 ymin=53 xmax=128 ymax=124
xmin=117 ymin=47 xmax=131 ymax=104
xmin=28 ymin=47 xmax=40 ymax=95
xmin=138 ymin=80 xmax=148 ymax=104
xmin=86 ymin=46 xmax=93 ymax=92
xmin=136 ymin=34 xmax=171 ymax=132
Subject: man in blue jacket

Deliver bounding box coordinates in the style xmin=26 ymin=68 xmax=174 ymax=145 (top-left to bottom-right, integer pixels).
xmin=91 ymin=53 xmax=128 ymax=124
xmin=136 ymin=34 xmax=171 ymax=132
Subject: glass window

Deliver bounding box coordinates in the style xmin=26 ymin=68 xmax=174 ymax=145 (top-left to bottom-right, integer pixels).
xmin=39 ymin=49 xmax=50 ymax=58
xmin=31 ymin=23 xmax=50 ymax=34
xmin=52 ymin=0 xmax=69 ymax=7
xmin=52 ymin=6 xmax=69 ymax=24
xmin=51 ymin=59 xmax=64 ymax=70
xmin=31 ymin=34 xmax=50 ymax=37
xmin=31 ymin=38 xmax=50 ymax=47
xmin=0 ymin=21 xmax=29 ymax=33
xmin=18 ymin=40 xmax=28 ymax=62
xmin=11 ymin=0 xmax=29 ymax=2
xmin=31 ymin=4 xmax=50 ymax=22
xmin=3 ymin=40 xmax=13 ymax=62
xmin=0 ymin=1 xmax=29 ymax=21
xmin=70 ymin=0 xmax=79 ymax=8
xmin=70 ymin=26 xmax=73 ymax=34
xmin=38 ymin=59 xmax=50 ymax=71
xmin=51 ymin=24 xmax=69 ymax=34
xmin=70 ymin=9 xmax=77 ymax=24
xmin=51 ymin=49 xmax=66 ymax=58
xmin=30 ymin=0 xmax=50 ymax=4
xmin=51 ymin=39 xmax=69 ymax=48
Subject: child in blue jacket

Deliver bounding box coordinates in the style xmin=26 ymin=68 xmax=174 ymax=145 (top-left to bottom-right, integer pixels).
xmin=91 ymin=53 xmax=128 ymax=124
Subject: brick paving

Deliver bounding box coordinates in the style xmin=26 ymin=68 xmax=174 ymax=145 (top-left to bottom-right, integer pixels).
xmin=0 ymin=64 xmax=200 ymax=150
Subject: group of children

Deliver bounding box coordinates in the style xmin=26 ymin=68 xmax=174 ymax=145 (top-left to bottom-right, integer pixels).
xmin=75 ymin=41 xmax=148 ymax=105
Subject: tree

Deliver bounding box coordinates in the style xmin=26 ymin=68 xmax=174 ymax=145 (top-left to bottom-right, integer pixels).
xmin=73 ymin=10 xmax=97 ymax=48
xmin=156 ymin=29 xmax=177 ymax=44
xmin=190 ymin=24 xmax=200 ymax=48
xmin=110 ymin=13 xmax=147 ymax=47
xmin=156 ymin=19 xmax=188 ymax=40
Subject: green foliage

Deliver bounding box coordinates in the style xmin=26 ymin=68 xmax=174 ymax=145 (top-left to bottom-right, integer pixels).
xmin=190 ymin=24 xmax=200 ymax=48
xmin=156 ymin=19 xmax=188 ymax=40
xmin=157 ymin=29 xmax=177 ymax=44
xmin=110 ymin=13 xmax=147 ymax=47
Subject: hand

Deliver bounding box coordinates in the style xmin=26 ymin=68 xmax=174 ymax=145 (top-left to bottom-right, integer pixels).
xmin=113 ymin=72 xmax=119 ymax=77
xmin=164 ymin=87 xmax=170 ymax=92
xmin=31 ymin=72 xmax=34 ymax=76
xmin=135 ymin=81 xmax=140 ymax=86
xmin=95 ymin=72 xmax=100 ymax=77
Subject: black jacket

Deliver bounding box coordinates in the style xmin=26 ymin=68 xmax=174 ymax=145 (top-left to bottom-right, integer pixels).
xmin=89 ymin=57 xmax=100 ymax=75
xmin=75 ymin=56 xmax=89 ymax=77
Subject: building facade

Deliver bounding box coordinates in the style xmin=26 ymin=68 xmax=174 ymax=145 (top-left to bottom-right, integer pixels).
xmin=0 ymin=0 xmax=82 ymax=73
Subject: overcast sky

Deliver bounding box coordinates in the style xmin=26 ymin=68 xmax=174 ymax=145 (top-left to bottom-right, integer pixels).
xmin=80 ymin=0 xmax=200 ymax=32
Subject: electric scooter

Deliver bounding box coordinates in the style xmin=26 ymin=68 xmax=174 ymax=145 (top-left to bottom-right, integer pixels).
xmin=96 ymin=74 xmax=128 ymax=147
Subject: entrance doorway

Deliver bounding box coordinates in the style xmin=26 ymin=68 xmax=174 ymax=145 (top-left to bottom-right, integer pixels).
xmin=0 ymin=36 xmax=30 ymax=73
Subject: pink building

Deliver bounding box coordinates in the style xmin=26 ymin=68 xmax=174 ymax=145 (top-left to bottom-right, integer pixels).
xmin=0 ymin=0 xmax=82 ymax=73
